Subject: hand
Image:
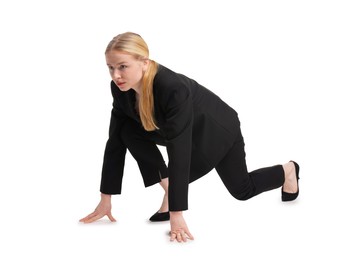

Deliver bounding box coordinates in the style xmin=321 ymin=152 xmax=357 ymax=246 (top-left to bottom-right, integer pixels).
xmin=79 ymin=193 xmax=116 ymax=223
xmin=169 ymin=211 xmax=194 ymax=242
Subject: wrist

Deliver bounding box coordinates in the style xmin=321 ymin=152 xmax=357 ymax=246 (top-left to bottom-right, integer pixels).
xmin=101 ymin=193 xmax=112 ymax=201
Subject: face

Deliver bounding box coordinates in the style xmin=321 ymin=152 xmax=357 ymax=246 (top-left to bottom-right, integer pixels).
xmin=105 ymin=51 xmax=149 ymax=92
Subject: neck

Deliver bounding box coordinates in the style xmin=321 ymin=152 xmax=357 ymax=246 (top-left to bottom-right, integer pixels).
xmin=132 ymin=83 xmax=142 ymax=96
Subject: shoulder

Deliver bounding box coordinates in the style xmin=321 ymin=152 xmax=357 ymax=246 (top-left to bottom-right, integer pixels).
xmin=109 ymin=80 xmax=134 ymax=112
xmin=110 ymin=80 xmax=121 ymax=97
xmin=154 ymin=65 xmax=192 ymax=107
xmin=154 ymin=65 xmax=187 ymax=88
xmin=110 ymin=80 xmax=131 ymax=100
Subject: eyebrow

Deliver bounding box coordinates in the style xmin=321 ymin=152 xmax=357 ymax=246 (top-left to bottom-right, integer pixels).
xmin=107 ymin=62 xmax=128 ymax=66
xmin=117 ymin=62 xmax=128 ymax=65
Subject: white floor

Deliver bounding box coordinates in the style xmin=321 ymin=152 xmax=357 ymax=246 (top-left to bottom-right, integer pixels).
xmin=1 ymin=155 xmax=358 ymax=259
xmin=1 ymin=1 xmax=358 ymax=259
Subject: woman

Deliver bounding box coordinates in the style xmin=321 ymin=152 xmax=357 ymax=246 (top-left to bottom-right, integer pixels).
xmin=80 ymin=32 xmax=300 ymax=242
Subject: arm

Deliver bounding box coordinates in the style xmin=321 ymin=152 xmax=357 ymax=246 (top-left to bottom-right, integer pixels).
xmin=159 ymin=82 xmax=194 ymax=241
xmin=80 ymin=83 xmax=127 ymax=223
xmin=100 ymin=83 xmax=127 ymax=194
xmin=162 ymin=85 xmax=193 ymax=212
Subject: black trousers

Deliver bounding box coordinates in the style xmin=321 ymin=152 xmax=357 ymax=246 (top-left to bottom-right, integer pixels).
xmin=121 ymin=119 xmax=285 ymax=201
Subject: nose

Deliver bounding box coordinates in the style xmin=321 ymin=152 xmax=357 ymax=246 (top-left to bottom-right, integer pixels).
xmin=113 ymin=69 xmax=122 ymax=79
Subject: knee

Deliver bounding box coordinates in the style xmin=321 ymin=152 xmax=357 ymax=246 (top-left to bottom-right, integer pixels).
xmin=231 ymin=191 xmax=252 ymax=201
xmin=218 ymin=175 xmax=255 ymax=201
xmin=228 ymin=184 xmax=254 ymax=201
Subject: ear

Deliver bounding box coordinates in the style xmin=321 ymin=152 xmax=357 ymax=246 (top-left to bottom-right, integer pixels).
xmin=142 ymin=58 xmax=150 ymax=72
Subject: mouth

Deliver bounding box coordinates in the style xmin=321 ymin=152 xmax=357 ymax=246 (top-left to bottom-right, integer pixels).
xmin=116 ymin=81 xmax=126 ymax=87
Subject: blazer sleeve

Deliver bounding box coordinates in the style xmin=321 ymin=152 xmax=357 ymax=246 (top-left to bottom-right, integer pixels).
xmin=160 ymin=83 xmax=193 ymax=211
xmin=100 ymin=84 xmax=127 ymax=194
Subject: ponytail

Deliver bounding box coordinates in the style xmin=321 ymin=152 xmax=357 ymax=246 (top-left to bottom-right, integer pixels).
xmin=139 ymin=60 xmax=158 ymax=131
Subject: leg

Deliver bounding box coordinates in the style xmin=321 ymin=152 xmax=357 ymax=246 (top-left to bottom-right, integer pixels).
xmin=121 ymin=120 xmax=170 ymax=216
xmin=215 ymin=129 xmax=285 ymax=200
xmin=121 ymin=119 xmax=168 ymax=187
xmin=159 ymin=178 xmax=169 ymax=212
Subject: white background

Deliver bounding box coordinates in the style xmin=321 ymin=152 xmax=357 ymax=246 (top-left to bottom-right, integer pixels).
xmin=1 ymin=0 xmax=358 ymax=259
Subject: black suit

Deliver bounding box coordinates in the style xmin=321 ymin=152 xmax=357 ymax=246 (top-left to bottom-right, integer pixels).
xmin=100 ymin=65 xmax=284 ymax=211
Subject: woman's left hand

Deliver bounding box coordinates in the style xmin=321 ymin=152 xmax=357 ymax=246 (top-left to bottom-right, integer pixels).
xmin=169 ymin=211 xmax=194 ymax=242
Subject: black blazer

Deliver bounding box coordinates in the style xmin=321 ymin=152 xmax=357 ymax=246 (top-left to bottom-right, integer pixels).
xmin=100 ymin=65 xmax=241 ymax=211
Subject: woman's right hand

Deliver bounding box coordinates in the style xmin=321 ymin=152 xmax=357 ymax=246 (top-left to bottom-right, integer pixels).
xmin=79 ymin=193 xmax=116 ymax=223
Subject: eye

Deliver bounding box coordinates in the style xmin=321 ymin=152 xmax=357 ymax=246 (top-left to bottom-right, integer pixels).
xmin=119 ymin=65 xmax=128 ymax=70
xmin=108 ymin=66 xmax=114 ymax=71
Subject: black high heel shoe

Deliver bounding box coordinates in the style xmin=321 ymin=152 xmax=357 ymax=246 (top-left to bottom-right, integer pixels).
xmin=282 ymin=161 xmax=300 ymax=202
xmin=149 ymin=211 xmax=170 ymax=222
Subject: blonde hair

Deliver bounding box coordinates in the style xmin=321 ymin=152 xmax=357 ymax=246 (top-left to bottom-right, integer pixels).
xmin=105 ymin=32 xmax=158 ymax=131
